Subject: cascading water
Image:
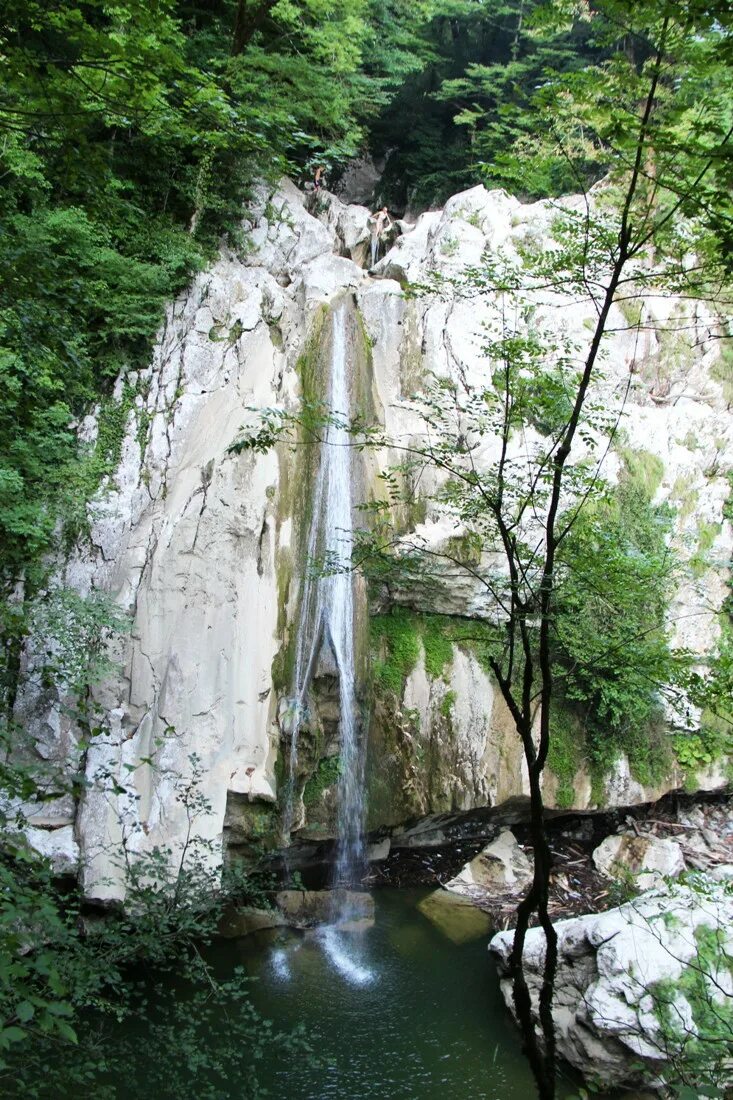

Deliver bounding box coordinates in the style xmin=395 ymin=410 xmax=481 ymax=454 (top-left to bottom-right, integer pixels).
xmin=278 ymin=301 xmax=374 ymax=985
xmin=282 ymin=301 xmax=367 ymax=911
xmin=326 ymin=306 xmax=366 ymax=896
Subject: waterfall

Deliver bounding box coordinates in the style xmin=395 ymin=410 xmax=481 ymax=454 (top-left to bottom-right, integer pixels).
xmin=326 ymin=305 xmax=365 ymax=893
xmin=282 ymin=301 xmax=366 ymax=897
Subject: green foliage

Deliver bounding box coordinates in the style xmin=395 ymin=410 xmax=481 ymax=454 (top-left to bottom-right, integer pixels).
xmin=710 ymin=336 xmax=733 ymax=405
xmin=370 ymin=0 xmax=600 ymax=206
xmin=690 ymin=520 xmax=723 ymax=579
xmin=439 ymin=689 xmax=456 ymax=719
xmin=303 ymin=755 xmax=342 ymax=806
xmin=0 ymin=0 xmax=439 ymax=616
xmin=422 ymin=620 xmax=454 ymax=679
xmin=547 ymin=704 xmax=582 ymax=809
xmin=370 ymin=608 xmax=501 ymax=696
xmin=616 ymin=445 xmax=665 ymax=499
xmin=651 ymin=905 xmax=733 ymax=1097
xmin=466 ymin=1 xmax=733 ymax=272
xmin=672 ymin=729 xmax=722 ymax=775
xmin=0 ymin=741 xmax=307 ymax=1098
xmin=371 ymin=609 xmax=422 ymax=694
xmin=26 ymin=587 xmax=129 ymax=697
xmin=553 ymin=454 xmax=678 ymax=785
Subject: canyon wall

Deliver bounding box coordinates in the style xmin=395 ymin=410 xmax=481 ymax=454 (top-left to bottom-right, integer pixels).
xmin=15 ymin=180 xmax=731 ymax=894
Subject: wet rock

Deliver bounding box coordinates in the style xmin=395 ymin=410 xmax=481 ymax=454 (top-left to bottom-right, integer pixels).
xmin=445 ymin=829 xmax=533 ymax=897
xmin=218 ymin=905 xmax=286 ymax=938
xmin=417 ymin=889 xmax=493 ymax=944
xmin=367 ymin=837 xmax=391 ymax=862
xmin=593 ymin=833 xmax=685 ymax=889
xmin=275 ymin=889 xmax=374 ymax=927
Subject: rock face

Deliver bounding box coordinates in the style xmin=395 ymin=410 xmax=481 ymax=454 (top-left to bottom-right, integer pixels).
xmin=489 ymin=880 xmax=733 ymax=1092
xmin=14 ymin=177 xmax=732 ymax=893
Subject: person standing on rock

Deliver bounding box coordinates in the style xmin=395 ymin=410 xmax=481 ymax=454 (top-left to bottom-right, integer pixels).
xmin=368 ymin=205 xmax=393 ymax=268
xmin=313 ymin=165 xmax=325 ymax=191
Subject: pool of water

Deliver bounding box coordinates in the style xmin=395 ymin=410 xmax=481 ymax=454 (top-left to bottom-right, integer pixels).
xmin=214 ymin=889 xmax=581 ymax=1100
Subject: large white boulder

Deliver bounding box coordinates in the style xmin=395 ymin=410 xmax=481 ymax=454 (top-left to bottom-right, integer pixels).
xmin=593 ymin=833 xmax=686 ymax=890
xmin=445 ymin=829 xmax=533 ymax=896
xmin=490 ymin=880 xmax=733 ymax=1092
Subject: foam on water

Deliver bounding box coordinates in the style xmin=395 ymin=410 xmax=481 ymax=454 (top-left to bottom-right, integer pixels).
xmin=270 ymin=947 xmax=292 ymax=982
xmin=318 ymin=925 xmax=375 ymax=987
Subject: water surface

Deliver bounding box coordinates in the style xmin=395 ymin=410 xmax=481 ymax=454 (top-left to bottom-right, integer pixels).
xmin=220 ymin=889 xmax=580 ymax=1100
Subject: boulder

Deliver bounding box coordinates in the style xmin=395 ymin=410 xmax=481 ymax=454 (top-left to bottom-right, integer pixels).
xmin=593 ymin=833 xmax=685 ymax=889
xmin=367 ymin=836 xmax=391 ymax=861
xmin=218 ymin=905 xmax=286 ymax=938
xmin=445 ymin=829 xmax=533 ymax=897
xmin=22 ymin=825 xmax=79 ymax=876
xmin=333 ymin=154 xmax=383 ymax=206
xmin=489 ymin=879 xmax=733 ymax=1092
xmin=275 ymin=889 xmax=374 ymax=927
xmin=243 ymin=178 xmax=336 ymax=278
xmin=417 ymin=889 xmax=493 ymax=943
xmin=310 ymin=191 xmax=372 ymax=264
xmin=373 ymin=210 xmax=441 ymax=283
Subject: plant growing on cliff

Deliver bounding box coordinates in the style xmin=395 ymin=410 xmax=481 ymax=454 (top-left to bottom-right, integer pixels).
xmin=353 ymin=4 xmax=733 ymax=1096
xmin=225 ymin=2 xmax=733 ymax=1095
xmin=0 ymin=0 xmax=446 ymax=730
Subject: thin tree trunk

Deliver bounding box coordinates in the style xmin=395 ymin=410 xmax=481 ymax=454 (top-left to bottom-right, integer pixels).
xmin=232 ymin=0 xmax=277 ymax=56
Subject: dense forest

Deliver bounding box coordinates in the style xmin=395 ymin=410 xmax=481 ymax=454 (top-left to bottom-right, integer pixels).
xmin=2 ymin=2 xmax=733 ymax=1097
xmin=0 ymin=0 xmax=635 ymax=624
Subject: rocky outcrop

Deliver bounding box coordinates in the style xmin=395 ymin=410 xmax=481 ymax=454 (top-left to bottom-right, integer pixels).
xmin=417 ymin=889 xmax=493 ymax=944
xmin=593 ymin=833 xmax=685 ymax=890
xmin=275 ymin=888 xmax=374 ymax=928
xmin=14 ymin=177 xmax=732 ymax=893
xmin=591 ymin=801 xmax=733 ymax=893
xmin=445 ymin=829 xmax=533 ymax=897
xmin=489 ymin=879 xmax=733 ymax=1092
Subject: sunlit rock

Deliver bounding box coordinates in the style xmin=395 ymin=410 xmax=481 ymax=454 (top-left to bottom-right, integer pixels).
xmin=417 ymin=889 xmax=493 ymax=943
xmin=218 ymin=905 xmax=287 ymax=938
xmin=490 ymin=879 xmax=733 ymax=1092
xmin=593 ymin=833 xmax=685 ymax=890
xmin=445 ymin=830 xmax=533 ymax=897
xmin=275 ymin=889 xmax=374 ymax=928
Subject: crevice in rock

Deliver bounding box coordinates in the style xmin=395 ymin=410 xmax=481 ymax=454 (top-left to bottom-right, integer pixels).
xmin=256 ymin=514 xmax=269 ymax=577
xmin=190 ymin=460 xmax=214 ymax=553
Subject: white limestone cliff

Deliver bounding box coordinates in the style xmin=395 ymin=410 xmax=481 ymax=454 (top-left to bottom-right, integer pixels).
xmin=13 ymin=179 xmax=731 ymax=895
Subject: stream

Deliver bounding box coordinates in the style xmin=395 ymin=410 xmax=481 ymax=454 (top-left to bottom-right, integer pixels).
xmin=210 ymin=889 xmax=580 ymax=1100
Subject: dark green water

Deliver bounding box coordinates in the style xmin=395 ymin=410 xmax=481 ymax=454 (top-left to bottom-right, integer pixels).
xmin=218 ymin=889 xmax=579 ymax=1100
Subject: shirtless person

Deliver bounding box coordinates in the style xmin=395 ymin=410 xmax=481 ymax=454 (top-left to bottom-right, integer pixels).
xmin=369 ymin=205 xmax=393 ymax=267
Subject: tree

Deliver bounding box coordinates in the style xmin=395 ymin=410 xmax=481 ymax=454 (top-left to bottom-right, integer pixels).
xmin=0 ymin=0 xmax=441 ymax=737
xmin=241 ymin=2 xmax=733 ymax=1095
xmin=369 ymin=4 xmax=733 ymax=1095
